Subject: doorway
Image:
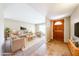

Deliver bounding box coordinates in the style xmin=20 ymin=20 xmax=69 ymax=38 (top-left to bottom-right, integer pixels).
xmin=51 ymin=19 xmax=64 ymax=42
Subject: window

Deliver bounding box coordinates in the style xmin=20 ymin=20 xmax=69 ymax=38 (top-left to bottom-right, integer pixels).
xmin=54 ymin=21 xmax=62 ymax=25
xmin=39 ymin=24 xmax=46 ymax=35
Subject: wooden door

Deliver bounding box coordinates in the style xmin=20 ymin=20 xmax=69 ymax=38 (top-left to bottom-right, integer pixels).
xmin=53 ymin=20 xmax=64 ymax=41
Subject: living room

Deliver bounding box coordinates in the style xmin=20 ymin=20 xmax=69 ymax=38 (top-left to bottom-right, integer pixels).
xmin=3 ymin=18 xmax=46 ymax=55
xmin=0 ymin=3 xmax=79 ymax=56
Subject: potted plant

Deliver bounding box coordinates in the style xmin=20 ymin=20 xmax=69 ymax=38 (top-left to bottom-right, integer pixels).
xmin=5 ymin=28 xmax=11 ymax=38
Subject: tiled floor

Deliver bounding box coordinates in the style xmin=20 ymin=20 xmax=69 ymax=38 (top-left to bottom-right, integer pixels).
xmin=14 ymin=39 xmax=71 ymax=56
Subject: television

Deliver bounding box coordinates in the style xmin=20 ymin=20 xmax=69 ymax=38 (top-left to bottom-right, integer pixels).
xmin=20 ymin=26 xmax=26 ymax=30
xmin=75 ymin=22 xmax=79 ymax=37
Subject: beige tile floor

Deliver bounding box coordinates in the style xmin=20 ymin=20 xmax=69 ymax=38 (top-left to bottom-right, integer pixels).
xmin=14 ymin=39 xmax=71 ymax=56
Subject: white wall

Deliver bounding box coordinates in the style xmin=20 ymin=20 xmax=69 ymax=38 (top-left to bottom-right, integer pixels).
xmin=64 ymin=17 xmax=70 ymax=42
xmin=0 ymin=19 xmax=4 ymax=56
xmin=50 ymin=21 xmax=53 ymax=40
xmin=0 ymin=4 xmax=5 ymax=55
xmin=46 ymin=17 xmax=51 ymax=42
xmin=4 ymin=19 xmax=35 ymax=33
xmin=71 ymin=6 xmax=79 ymax=40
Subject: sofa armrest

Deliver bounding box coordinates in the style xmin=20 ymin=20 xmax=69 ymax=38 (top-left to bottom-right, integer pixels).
xmin=68 ymin=39 xmax=79 ymax=56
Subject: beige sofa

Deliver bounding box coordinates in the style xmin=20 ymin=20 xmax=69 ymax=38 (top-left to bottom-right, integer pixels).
xmin=11 ymin=38 xmax=25 ymax=53
xmin=5 ymin=30 xmax=32 ymax=53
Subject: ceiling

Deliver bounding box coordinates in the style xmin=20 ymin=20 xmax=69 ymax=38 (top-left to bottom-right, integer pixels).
xmin=1 ymin=3 xmax=78 ymax=24
xmin=28 ymin=3 xmax=78 ymax=19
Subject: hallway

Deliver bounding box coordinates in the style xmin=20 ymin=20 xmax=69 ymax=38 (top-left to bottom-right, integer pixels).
xmin=15 ymin=39 xmax=71 ymax=56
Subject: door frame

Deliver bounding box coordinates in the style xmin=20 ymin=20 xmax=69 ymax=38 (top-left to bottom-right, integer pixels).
xmin=50 ymin=19 xmax=64 ymax=42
